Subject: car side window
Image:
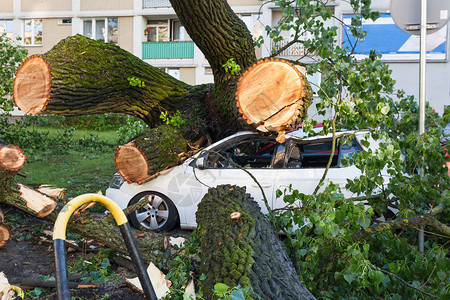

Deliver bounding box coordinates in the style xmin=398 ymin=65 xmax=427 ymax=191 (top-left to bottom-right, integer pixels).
xmin=206 ymin=138 xmax=277 ymax=169
xmin=300 ymin=141 xmax=339 ymax=168
xmin=286 ymin=137 xmax=362 ymax=169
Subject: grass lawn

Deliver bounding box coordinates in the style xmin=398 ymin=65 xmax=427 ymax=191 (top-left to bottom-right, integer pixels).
xmin=31 ymin=126 xmax=118 ymax=144
xmin=18 ymin=128 xmax=118 ymax=199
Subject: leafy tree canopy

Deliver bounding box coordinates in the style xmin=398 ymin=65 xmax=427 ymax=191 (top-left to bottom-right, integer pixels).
xmin=257 ymin=0 xmax=449 ymax=298
xmin=0 ymin=33 xmax=28 ymax=113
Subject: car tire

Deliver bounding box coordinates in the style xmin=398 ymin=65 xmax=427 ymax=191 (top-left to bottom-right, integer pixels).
xmin=128 ymin=191 xmax=179 ymax=232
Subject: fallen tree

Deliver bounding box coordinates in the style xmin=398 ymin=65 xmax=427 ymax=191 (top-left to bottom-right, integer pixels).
xmin=197 ymin=185 xmax=315 ymax=299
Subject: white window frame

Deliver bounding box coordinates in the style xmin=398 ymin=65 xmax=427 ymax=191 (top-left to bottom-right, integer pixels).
xmin=23 ymin=19 xmax=42 ymax=46
xmin=58 ymin=19 xmax=72 ymax=25
xmin=82 ymin=18 xmax=118 ymax=43
xmin=0 ymin=19 xmax=14 ymax=40
xmin=147 ymin=20 xmax=169 ymax=42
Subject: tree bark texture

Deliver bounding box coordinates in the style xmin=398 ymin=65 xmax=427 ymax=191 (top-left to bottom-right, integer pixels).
xmin=13 ymin=36 xmax=211 ymax=138
xmin=115 ymin=125 xmax=190 ymax=183
xmin=170 ymin=0 xmax=258 ymax=138
xmin=196 ymin=185 xmax=315 ymax=300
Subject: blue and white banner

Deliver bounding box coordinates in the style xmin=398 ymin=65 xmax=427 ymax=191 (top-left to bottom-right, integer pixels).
xmin=343 ymin=13 xmax=447 ymax=61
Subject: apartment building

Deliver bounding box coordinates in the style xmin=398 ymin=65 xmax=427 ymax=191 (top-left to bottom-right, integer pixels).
xmin=0 ymin=0 xmax=264 ymax=86
xmin=1 ymin=0 xmax=448 ymax=116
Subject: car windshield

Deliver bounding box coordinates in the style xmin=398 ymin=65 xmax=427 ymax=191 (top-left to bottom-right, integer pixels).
xmin=198 ymin=133 xmax=363 ymax=169
xmin=206 ymin=138 xmax=278 ymax=168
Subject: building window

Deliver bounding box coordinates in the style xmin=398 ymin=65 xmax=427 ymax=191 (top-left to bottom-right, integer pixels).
xmin=24 ymin=19 xmax=42 ymax=45
xmin=83 ymin=18 xmax=118 ymax=44
xmin=171 ymin=20 xmax=191 ymax=41
xmin=159 ymin=67 xmax=180 ymax=80
xmin=147 ymin=20 xmax=168 ymax=42
xmin=58 ymin=19 xmax=72 ymax=25
xmin=0 ymin=20 xmax=13 ymax=40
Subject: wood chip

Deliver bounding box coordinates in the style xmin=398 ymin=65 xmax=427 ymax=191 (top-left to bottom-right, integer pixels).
xmin=126 ymin=262 xmax=171 ymax=298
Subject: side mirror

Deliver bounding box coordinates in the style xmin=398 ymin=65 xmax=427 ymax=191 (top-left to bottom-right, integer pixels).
xmin=195 ymin=157 xmax=205 ymax=169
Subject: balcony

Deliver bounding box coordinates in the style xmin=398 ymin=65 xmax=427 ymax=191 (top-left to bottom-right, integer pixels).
xmin=143 ymin=0 xmax=171 ymax=8
xmin=271 ymin=40 xmax=307 ymax=57
xmin=142 ymin=41 xmax=194 ymax=59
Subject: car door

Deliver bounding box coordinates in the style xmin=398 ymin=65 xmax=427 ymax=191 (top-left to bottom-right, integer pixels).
xmin=272 ymin=137 xmax=363 ymax=210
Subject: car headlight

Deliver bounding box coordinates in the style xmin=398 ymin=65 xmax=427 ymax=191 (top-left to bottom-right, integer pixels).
xmin=109 ymin=174 xmax=124 ymax=189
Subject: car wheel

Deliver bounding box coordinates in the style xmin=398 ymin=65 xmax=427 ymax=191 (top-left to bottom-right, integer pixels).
xmin=128 ymin=191 xmax=179 ymax=232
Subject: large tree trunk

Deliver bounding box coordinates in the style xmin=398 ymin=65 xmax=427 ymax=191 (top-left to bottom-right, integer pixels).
xmin=13 ymin=37 xmax=213 ymax=143
xmin=196 ymin=185 xmax=315 ymax=299
xmin=170 ymin=0 xmax=258 ymax=138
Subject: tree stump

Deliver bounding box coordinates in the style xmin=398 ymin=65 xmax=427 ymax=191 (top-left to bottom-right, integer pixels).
xmin=196 ymin=185 xmax=315 ymax=299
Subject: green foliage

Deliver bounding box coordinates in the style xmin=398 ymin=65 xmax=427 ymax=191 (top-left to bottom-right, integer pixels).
xmin=0 ymin=33 xmax=28 ymax=112
xmin=116 ymin=115 xmax=148 ymax=143
xmin=127 ymin=76 xmax=146 ymax=87
xmin=67 ymin=249 xmax=118 ymax=283
xmin=213 ymin=283 xmax=252 ymax=300
xmin=160 ymin=110 xmax=186 ymax=128
xmin=222 ymin=58 xmax=242 ymax=76
xmin=0 ymin=118 xmax=113 ymax=154
xmin=22 ymin=114 xmax=130 ymax=131
xmin=261 ymin=0 xmax=450 ymax=298
xmin=0 ymin=117 xmax=117 ymax=197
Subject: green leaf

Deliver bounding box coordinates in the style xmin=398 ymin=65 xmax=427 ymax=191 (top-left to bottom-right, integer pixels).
xmin=90 ymin=271 xmax=100 ymax=280
xmin=388 ymin=262 xmax=396 ymax=271
xmin=183 ymin=293 xmax=194 ymax=300
xmin=199 ymin=273 xmax=207 ymax=281
xmin=214 ymin=283 xmax=230 ymax=296
xmin=230 ymin=289 xmax=245 ymax=300
xmin=370 ymin=270 xmax=384 ymax=286
xmin=381 ymin=105 xmax=390 ymax=115
xmin=437 ymin=271 xmax=446 ymax=281
xmin=344 ymin=273 xmax=357 ymax=284
xmin=34 ymin=287 xmax=42 ymax=297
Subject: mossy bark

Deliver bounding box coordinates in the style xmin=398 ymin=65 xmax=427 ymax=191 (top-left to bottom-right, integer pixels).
xmin=196 ymin=185 xmax=315 ymax=299
xmin=31 ymin=35 xmax=211 ymax=137
xmin=133 ymin=125 xmax=189 ymax=173
xmin=115 ymin=125 xmax=191 ymax=183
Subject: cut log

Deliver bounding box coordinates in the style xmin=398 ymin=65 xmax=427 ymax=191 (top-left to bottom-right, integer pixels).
xmin=236 ymin=58 xmax=313 ymax=142
xmin=196 ymin=185 xmax=315 ymax=299
xmin=17 ymin=183 xmax=57 ymax=218
xmin=12 ymin=55 xmax=52 ymax=115
xmin=126 ymin=262 xmax=171 ymax=298
xmin=0 ymin=223 xmax=11 ymax=249
xmin=0 ymin=272 xmax=12 ymax=300
xmin=114 ymin=125 xmax=189 ymax=184
xmin=37 ymin=184 xmax=67 ymax=199
xmin=0 ymin=143 xmax=27 ymax=172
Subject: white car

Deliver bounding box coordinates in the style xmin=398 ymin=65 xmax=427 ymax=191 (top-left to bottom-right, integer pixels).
xmin=106 ymin=129 xmax=377 ymax=232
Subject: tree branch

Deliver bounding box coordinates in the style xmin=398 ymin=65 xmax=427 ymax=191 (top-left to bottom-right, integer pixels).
xmin=380 ymin=269 xmax=439 ymax=299
xmin=352 ymin=214 xmax=450 ymax=241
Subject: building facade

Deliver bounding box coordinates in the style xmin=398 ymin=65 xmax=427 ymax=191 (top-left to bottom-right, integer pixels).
xmin=1 ymin=0 xmax=448 ymax=116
